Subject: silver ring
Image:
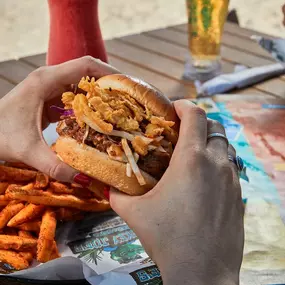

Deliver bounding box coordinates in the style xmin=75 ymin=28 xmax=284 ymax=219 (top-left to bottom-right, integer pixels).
xmin=207 ymin=132 xmax=229 ymax=146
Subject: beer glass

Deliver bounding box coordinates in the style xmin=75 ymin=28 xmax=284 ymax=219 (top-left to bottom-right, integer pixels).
xmin=184 ymin=0 xmax=229 ymax=81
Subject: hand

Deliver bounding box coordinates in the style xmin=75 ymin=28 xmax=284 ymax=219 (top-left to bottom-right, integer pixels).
xmin=0 ymin=56 xmax=119 ymax=185
xmin=110 ymin=100 xmax=244 ymax=285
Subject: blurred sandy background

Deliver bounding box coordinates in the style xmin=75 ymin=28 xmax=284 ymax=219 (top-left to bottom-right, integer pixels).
xmin=0 ymin=0 xmax=284 ymax=61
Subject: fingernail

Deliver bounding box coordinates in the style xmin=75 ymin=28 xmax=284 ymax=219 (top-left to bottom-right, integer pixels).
xmin=103 ymin=186 xmax=110 ymax=201
xmin=73 ymin=173 xmax=92 ymax=188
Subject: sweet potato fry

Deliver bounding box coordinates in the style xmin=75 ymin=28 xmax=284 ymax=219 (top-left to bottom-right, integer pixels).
xmin=57 ymin=208 xmax=84 ymax=221
xmin=0 ymin=165 xmax=37 ymax=182
xmin=37 ymin=209 xmax=57 ymax=263
xmin=15 ymin=221 xmax=41 ymax=233
xmin=6 ymin=183 xmax=34 ymax=194
xmin=19 ymin=251 xmax=34 ymax=263
xmin=18 ymin=231 xmax=37 ymax=258
xmin=49 ymin=182 xmax=70 ymax=194
xmin=0 ymin=235 xmax=37 ymax=251
xmin=6 ymin=187 xmax=110 ymax=212
xmin=34 ymin=173 xmax=49 ymax=189
xmin=21 ymin=183 xmax=35 ymax=191
xmin=0 ymin=183 xmax=9 ymax=195
xmin=0 ymin=195 xmax=10 ymax=206
xmin=18 ymin=230 xmax=34 ymax=239
xmin=49 ymin=182 xmax=94 ymax=198
xmin=0 ymin=249 xmax=29 ymax=270
xmin=4 ymin=162 xmax=36 ymax=171
xmin=7 ymin=204 xmax=45 ymax=227
xmin=0 ymin=202 xmax=25 ymax=229
xmin=49 ymin=241 xmax=60 ymax=261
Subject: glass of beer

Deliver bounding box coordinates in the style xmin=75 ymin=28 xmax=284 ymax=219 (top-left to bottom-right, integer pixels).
xmin=184 ymin=0 xmax=229 ymax=81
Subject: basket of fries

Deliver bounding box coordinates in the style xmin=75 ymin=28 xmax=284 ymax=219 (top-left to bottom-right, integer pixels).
xmin=0 ymin=161 xmax=111 ymax=284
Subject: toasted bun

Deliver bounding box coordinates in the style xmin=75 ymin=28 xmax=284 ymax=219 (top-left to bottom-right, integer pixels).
xmin=56 ymin=137 xmax=157 ymax=196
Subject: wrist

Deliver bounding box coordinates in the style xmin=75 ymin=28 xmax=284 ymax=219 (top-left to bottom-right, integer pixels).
xmin=158 ymin=259 xmax=239 ymax=285
xmin=152 ymin=238 xmax=240 ymax=285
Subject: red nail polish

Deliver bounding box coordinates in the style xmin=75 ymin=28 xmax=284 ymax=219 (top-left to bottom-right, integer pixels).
xmin=103 ymin=186 xmax=110 ymax=201
xmin=73 ymin=173 xmax=92 ymax=188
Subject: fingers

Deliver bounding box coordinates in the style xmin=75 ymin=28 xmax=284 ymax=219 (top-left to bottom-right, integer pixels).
xmin=228 ymin=144 xmax=236 ymax=158
xmin=109 ymin=188 xmax=138 ymax=223
xmin=23 ymin=142 xmax=78 ymax=183
xmin=29 ymin=56 xmax=120 ymax=101
xmin=228 ymin=144 xmax=239 ymax=178
xmin=207 ymin=119 xmax=228 ymax=155
xmin=174 ymin=100 xmax=207 ymax=149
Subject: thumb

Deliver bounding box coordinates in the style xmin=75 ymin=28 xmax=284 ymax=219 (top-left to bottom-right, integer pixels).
xmin=24 ymin=142 xmax=78 ymax=183
xmin=110 ymin=188 xmax=138 ymax=223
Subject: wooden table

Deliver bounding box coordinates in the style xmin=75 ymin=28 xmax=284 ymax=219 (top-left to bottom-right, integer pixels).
xmin=1 ymin=22 xmax=285 ymax=285
xmin=1 ymin=22 xmax=285 ymax=100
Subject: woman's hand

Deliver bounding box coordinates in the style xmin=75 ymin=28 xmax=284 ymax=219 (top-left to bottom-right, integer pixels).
xmin=110 ymin=100 xmax=244 ymax=285
xmin=0 ymin=56 xmax=118 ymax=185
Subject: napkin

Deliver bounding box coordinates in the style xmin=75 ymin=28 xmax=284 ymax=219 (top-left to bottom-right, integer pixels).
xmin=251 ymin=35 xmax=285 ymax=63
xmin=196 ymin=63 xmax=285 ymax=97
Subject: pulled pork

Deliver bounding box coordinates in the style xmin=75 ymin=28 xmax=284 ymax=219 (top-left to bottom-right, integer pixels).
xmin=57 ymin=118 xmax=170 ymax=179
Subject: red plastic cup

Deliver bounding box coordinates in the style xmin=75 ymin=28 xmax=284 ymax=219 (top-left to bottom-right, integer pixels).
xmin=47 ymin=0 xmax=108 ymax=65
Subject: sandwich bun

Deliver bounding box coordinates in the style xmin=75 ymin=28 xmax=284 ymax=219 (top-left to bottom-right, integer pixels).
xmin=56 ymin=136 xmax=157 ymax=195
xmin=56 ymin=74 xmax=178 ymax=196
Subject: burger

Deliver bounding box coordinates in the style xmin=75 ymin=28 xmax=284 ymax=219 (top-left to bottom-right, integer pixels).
xmin=55 ymin=74 xmax=179 ymax=196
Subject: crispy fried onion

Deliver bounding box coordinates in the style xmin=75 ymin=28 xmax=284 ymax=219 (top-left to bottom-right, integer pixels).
xmin=145 ymin=123 xmax=164 ymax=138
xmin=107 ymin=144 xmax=128 ymax=163
xmin=151 ymin=116 xmax=175 ymax=129
xmin=131 ymin=136 xmax=149 ymax=156
xmin=121 ymin=139 xmax=146 ymax=186
xmin=62 ymin=92 xmax=75 ymax=109
xmin=130 ymin=131 xmax=152 ymax=143
xmin=78 ymin=76 xmax=98 ymax=94
xmin=73 ymin=96 xmax=148 ymax=142
xmin=89 ymin=96 xmax=139 ymax=131
xmin=73 ymin=94 xmax=113 ymax=132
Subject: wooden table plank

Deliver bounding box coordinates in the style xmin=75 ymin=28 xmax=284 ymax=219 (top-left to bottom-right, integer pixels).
xmin=105 ymin=39 xmax=187 ymax=82
xmin=0 ymin=60 xmax=35 ymax=84
xmin=21 ymin=54 xmax=46 ymax=67
xmin=147 ymin=27 xmax=274 ymax=62
xmin=109 ymin=55 xmax=195 ymax=100
xmin=214 ymin=92 xmax=278 ymax=102
xmin=118 ymin=34 xmax=234 ymax=73
xmin=0 ymin=77 xmax=16 ymax=99
xmin=224 ymin=22 xmax=276 ymax=40
xmin=174 ymin=22 xmax=276 ymax=41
